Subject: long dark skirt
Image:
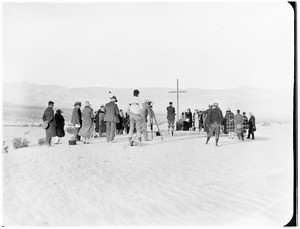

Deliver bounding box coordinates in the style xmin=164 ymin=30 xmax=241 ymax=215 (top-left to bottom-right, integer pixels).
xmin=56 ymin=125 xmax=65 ymax=137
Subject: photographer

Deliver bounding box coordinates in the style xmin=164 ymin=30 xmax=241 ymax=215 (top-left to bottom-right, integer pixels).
xmin=141 ymin=99 xmax=153 ymax=141
xmin=127 ymin=89 xmax=143 ymax=146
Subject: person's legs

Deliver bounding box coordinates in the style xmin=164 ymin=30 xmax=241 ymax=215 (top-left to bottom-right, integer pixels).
xmin=110 ymin=122 xmax=116 ymax=141
xmin=206 ymin=124 xmax=213 ymax=144
xmin=106 ymin=122 xmax=111 ymax=142
xmin=46 ymin=130 xmax=51 ymax=146
xmin=135 ymin=115 xmax=142 ymax=146
xmin=128 ymin=117 xmax=135 ymax=145
xmin=141 ymin=117 xmax=148 ymax=141
xmin=215 ymin=124 xmax=220 ymax=146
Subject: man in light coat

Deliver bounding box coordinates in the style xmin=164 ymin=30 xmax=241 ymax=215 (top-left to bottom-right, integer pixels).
xmin=127 ymin=89 xmax=143 ymax=146
xmin=104 ymin=96 xmax=119 ymax=143
xmin=234 ymin=109 xmax=244 ymax=140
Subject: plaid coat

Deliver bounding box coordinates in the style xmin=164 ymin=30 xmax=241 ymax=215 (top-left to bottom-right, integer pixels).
xmin=225 ymin=112 xmax=235 ymax=132
xmin=242 ymin=115 xmax=249 ymax=131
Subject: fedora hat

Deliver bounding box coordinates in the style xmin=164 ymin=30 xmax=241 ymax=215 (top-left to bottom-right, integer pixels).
xmin=110 ymin=95 xmax=118 ymax=102
xmin=74 ymin=101 xmax=81 ymax=106
xmin=213 ymin=102 xmax=219 ymax=107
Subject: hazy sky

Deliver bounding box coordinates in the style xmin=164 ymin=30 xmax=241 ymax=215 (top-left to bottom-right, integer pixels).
xmin=2 ymin=2 xmax=294 ymax=90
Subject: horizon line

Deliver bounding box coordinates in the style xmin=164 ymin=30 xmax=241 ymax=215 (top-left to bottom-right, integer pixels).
xmin=2 ymin=81 xmax=292 ymax=91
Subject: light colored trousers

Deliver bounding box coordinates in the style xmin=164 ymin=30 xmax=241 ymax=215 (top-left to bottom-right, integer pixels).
xmin=129 ymin=114 xmax=142 ymax=138
xmin=106 ymin=121 xmax=116 ymax=142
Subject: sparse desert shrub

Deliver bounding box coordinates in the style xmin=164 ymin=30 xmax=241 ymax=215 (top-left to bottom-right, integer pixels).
xmin=12 ymin=138 xmax=30 ymax=149
xmin=38 ymin=138 xmax=47 ymax=146
xmin=261 ymin=122 xmax=270 ymax=126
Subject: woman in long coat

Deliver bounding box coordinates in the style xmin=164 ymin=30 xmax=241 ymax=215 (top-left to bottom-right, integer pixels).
xmin=242 ymin=112 xmax=249 ymax=134
xmin=225 ymin=108 xmax=235 ymax=139
xmin=78 ymin=101 xmax=95 ymax=143
xmin=98 ymin=105 xmax=106 ymax=136
xmin=42 ymin=101 xmax=56 ymax=146
xmin=55 ymin=109 xmax=65 ymax=143
xmin=186 ymin=108 xmax=193 ymax=130
xmin=116 ymin=110 xmax=125 ymax=134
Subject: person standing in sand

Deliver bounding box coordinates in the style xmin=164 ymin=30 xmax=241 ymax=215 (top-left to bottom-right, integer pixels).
xmin=225 ymin=108 xmax=235 ymax=139
xmin=104 ymin=96 xmax=120 ymax=143
xmin=78 ymin=101 xmax=95 ymax=144
xmin=205 ymin=102 xmax=223 ymax=146
xmin=242 ymin=112 xmax=249 ymax=135
xmin=98 ymin=105 xmax=106 ymax=137
xmin=71 ymin=101 xmax=82 ymax=142
xmin=127 ymin=89 xmax=143 ymax=146
xmin=141 ymin=99 xmax=153 ymax=141
xmin=247 ymin=112 xmax=256 ymax=140
xmin=42 ymin=101 xmax=56 ymax=146
xmin=166 ymin=102 xmax=176 ymax=134
xmin=234 ymin=109 xmax=244 ymax=140
xmin=54 ymin=109 xmax=65 ymax=144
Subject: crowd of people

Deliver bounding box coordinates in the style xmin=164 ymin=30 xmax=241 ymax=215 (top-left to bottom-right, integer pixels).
xmin=42 ymin=90 xmax=256 ymax=147
xmin=172 ymin=103 xmax=256 ymax=146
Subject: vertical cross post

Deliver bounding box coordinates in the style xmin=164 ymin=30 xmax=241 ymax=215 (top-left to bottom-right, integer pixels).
xmin=168 ymin=78 xmax=187 ymax=121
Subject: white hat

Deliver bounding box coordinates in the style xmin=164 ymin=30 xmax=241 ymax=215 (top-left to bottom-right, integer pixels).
xmin=85 ymin=101 xmax=91 ymax=107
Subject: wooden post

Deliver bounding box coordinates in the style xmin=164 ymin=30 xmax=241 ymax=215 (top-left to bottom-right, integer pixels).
xmin=169 ymin=78 xmax=187 ymax=121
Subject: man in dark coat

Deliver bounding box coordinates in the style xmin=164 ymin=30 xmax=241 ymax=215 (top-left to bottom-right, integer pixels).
xmin=204 ymin=105 xmax=212 ymax=133
xmin=247 ymin=112 xmax=256 ymax=139
xmin=166 ymin=102 xmax=176 ymax=134
xmin=205 ymin=102 xmax=223 ymax=146
xmin=104 ymin=96 xmax=120 ymax=143
xmin=42 ymin=101 xmax=56 ymax=146
xmin=71 ymin=101 xmax=82 ymax=141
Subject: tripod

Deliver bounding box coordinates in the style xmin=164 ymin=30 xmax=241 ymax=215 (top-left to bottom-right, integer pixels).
xmin=149 ymin=108 xmax=164 ymax=141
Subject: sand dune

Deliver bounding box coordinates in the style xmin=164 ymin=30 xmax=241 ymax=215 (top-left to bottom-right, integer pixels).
xmin=3 ymin=123 xmax=293 ymax=226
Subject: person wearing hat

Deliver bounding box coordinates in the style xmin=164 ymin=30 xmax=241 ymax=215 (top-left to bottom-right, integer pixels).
xmin=242 ymin=112 xmax=249 ymax=135
xmin=42 ymin=101 xmax=57 ymax=146
xmin=127 ymin=89 xmax=143 ymax=146
xmin=225 ymin=108 xmax=235 ymax=139
xmin=54 ymin=109 xmax=65 ymax=144
xmin=205 ymin=102 xmax=223 ymax=146
xmin=140 ymin=99 xmax=153 ymax=141
xmin=234 ymin=109 xmax=244 ymax=140
xmin=71 ymin=101 xmax=82 ymax=141
xmin=104 ymin=96 xmax=120 ymax=143
xmin=204 ymin=104 xmax=212 ymax=133
xmin=247 ymin=112 xmax=256 ymax=139
xmin=98 ymin=105 xmax=106 ymax=136
xmin=78 ymin=101 xmax=95 ymax=144
xmin=166 ymin=102 xmax=176 ymax=134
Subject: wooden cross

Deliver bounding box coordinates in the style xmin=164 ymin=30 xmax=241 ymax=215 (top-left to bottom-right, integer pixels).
xmin=168 ymin=78 xmax=187 ymax=121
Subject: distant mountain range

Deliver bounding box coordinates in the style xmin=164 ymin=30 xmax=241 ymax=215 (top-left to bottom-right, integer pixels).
xmin=3 ymin=82 xmax=293 ymax=119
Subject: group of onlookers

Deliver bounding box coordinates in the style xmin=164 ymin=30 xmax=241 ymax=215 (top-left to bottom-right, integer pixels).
xmin=42 ymin=89 xmax=154 ymax=147
xmin=173 ymin=103 xmax=256 ymax=146
xmin=42 ymin=96 xmax=256 ymax=147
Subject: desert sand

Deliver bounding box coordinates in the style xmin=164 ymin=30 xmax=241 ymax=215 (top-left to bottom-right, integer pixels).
xmin=3 ymin=123 xmax=293 ymax=226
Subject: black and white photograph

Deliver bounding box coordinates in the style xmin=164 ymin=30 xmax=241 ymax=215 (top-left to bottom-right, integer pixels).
xmin=1 ymin=1 xmax=296 ymax=227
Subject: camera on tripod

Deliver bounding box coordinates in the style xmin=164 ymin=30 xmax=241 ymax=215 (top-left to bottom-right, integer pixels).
xmin=147 ymin=101 xmax=153 ymax=109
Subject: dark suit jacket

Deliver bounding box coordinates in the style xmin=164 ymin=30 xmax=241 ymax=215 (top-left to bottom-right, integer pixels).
xmin=167 ymin=106 xmax=176 ymax=120
xmin=207 ymin=108 xmax=223 ymax=125
xmin=104 ymin=102 xmax=119 ymax=122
